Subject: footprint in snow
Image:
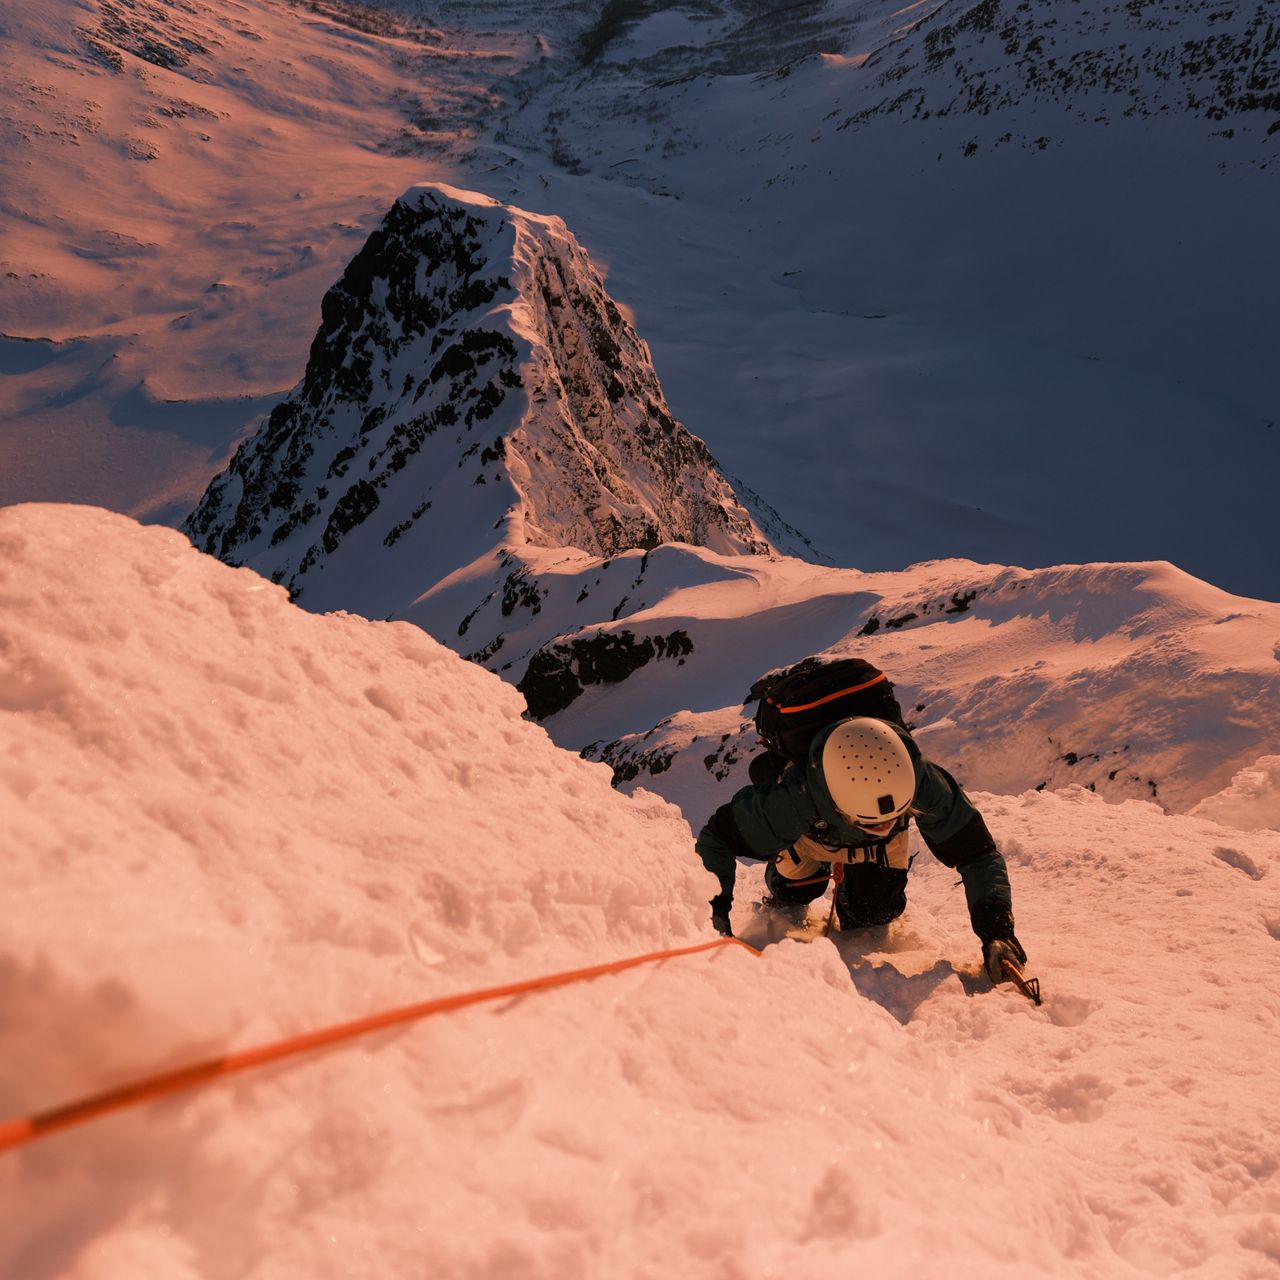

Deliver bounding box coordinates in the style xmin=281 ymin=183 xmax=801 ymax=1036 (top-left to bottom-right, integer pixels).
xmin=1212 ymin=847 xmax=1266 ymax=881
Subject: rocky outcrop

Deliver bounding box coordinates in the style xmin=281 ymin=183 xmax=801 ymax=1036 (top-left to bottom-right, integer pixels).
xmin=517 ymin=627 xmax=694 ymax=721
xmin=185 ymin=184 xmax=772 ymax=613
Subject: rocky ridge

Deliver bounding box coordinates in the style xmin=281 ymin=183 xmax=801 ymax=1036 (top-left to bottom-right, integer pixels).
xmin=184 ymin=184 xmax=781 ymax=623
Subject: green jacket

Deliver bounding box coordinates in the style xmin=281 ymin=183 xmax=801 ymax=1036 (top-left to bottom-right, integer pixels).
xmin=695 ymin=720 xmax=1013 ymax=939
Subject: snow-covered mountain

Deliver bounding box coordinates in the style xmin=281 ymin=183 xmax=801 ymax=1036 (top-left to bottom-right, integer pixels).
xmin=389 ymin=527 xmax=1279 ymax=824
xmin=493 ymin=0 xmax=1280 ymax=189
xmin=182 ymin=183 xmax=813 ymax=621
xmin=838 ymin=0 xmax=1279 ymax=155
xmin=528 ymin=0 xmax=1280 ymax=159
xmin=479 ymin=0 xmax=1280 ymax=598
xmin=10 ymin=0 xmax=1273 ymax=821
xmin=3 ymin=0 xmax=1277 ymax=597
xmin=176 ymin=183 xmax=1278 ymax=830
xmin=547 ymin=551 xmax=1280 ymax=823
xmin=4 ymin=503 xmax=1278 ymax=1278
xmin=0 ymin=0 xmax=519 ymax=521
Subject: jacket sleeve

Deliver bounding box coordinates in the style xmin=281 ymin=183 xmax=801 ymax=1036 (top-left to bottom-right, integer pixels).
xmin=694 ymin=775 xmax=817 ymax=910
xmin=912 ymin=761 xmax=1014 ymax=935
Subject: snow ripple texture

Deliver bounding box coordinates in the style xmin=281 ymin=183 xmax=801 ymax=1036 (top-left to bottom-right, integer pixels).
xmin=3 ymin=504 xmax=1280 ymax=1278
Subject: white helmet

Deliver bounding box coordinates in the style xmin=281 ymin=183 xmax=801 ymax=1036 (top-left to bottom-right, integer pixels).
xmin=821 ymin=718 xmax=916 ymax=826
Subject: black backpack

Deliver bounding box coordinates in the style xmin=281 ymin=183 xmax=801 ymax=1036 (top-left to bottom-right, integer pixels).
xmin=749 ymin=657 xmax=906 ymax=777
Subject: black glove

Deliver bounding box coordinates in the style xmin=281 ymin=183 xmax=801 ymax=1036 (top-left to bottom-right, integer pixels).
xmin=971 ymin=898 xmax=1026 ymax=983
xmin=710 ymin=893 xmax=733 ymax=937
xmin=982 ymin=934 xmax=1027 ymax=983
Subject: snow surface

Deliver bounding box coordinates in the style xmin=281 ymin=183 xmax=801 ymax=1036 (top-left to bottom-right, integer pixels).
xmin=3 ymin=2 xmax=1279 ymax=1269
xmin=4 ymin=504 xmax=1279 ymax=1278
xmin=1189 ymin=756 xmax=1280 ymax=835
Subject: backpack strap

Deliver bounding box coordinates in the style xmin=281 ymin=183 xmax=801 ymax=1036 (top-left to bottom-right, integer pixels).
xmin=767 ymin=670 xmax=888 ymax=714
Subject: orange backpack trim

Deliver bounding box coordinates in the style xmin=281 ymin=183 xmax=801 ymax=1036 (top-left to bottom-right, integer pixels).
xmin=769 ymin=671 xmax=888 ymax=715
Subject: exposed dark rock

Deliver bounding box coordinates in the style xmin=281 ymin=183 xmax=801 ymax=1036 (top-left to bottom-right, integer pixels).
xmin=464 ymin=634 xmax=505 ymax=665
xmin=518 ymin=629 xmax=694 ymax=720
xmin=322 ymin=480 xmax=380 ymax=554
xmin=383 ymin=500 xmax=431 ymax=549
xmin=501 ymin=568 xmax=543 ymax=617
xmin=82 ymin=0 xmax=213 ymax=75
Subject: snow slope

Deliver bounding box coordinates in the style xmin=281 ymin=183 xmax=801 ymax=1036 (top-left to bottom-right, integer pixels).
xmin=0 ymin=0 xmax=514 ymax=521
xmin=506 ymin=547 xmax=1280 ymax=822
xmin=3 ymin=502 xmax=1279 ymax=1278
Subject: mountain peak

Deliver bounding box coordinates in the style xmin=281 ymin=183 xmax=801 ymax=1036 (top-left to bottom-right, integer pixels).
xmin=184 ymin=183 xmax=773 ymax=616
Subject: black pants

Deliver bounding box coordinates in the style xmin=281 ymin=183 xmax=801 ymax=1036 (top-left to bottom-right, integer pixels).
xmin=765 ymin=859 xmax=908 ymax=929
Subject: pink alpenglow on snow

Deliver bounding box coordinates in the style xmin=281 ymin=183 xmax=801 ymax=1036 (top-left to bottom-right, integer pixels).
xmin=2 ymin=502 xmax=1278 ymax=1278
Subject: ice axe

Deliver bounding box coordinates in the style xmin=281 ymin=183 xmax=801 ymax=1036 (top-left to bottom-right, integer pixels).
xmin=1001 ymin=955 xmax=1042 ymax=1006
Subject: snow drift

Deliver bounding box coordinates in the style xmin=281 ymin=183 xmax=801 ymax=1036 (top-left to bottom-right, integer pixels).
xmin=3 ymin=502 xmax=1279 ymax=1279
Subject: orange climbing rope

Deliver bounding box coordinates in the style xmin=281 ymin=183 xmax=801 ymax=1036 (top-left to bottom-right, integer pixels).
xmin=0 ymin=936 xmax=760 ymax=1155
